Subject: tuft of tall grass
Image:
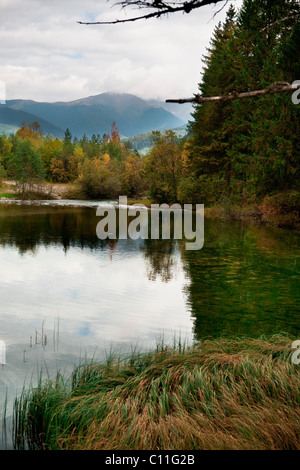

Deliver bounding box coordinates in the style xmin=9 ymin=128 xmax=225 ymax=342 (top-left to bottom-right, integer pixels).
xmin=12 ymin=334 xmax=300 ymax=450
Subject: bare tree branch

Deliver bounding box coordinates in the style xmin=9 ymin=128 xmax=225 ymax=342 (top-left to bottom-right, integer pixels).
xmin=166 ymin=82 xmax=300 ymax=104
xmin=78 ymin=0 xmax=227 ymax=25
xmin=260 ymin=12 xmax=300 ymax=31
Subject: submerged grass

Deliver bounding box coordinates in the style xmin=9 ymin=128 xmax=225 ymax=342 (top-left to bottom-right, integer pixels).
xmin=13 ymin=334 xmax=300 ymax=450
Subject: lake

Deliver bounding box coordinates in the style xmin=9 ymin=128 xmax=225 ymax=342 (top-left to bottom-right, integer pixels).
xmin=0 ymin=201 xmax=299 ymax=448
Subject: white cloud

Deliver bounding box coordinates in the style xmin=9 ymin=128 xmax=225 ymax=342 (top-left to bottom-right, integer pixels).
xmin=0 ymin=0 xmax=241 ymax=102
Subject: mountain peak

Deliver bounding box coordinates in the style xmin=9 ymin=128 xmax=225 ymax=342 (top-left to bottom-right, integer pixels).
xmin=3 ymin=92 xmax=187 ymax=138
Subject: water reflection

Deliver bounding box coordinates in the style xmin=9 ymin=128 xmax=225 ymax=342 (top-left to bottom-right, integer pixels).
xmin=0 ymin=203 xmax=299 ymax=342
xmin=0 ymin=205 xmax=192 ymax=444
xmin=0 ymin=205 xmax=192 ymax=357
xmin=0 ymin=202 xmax=299 ymax=448
xmin=0 ymin=203 xmax=299 ymax=445
xmin=183 ymin=217 xmax=300 ymax=338
xmin=0 ymin=205 xmax=105 ymax=254
xmin=142 ymin=239 xmax=179 ymax=283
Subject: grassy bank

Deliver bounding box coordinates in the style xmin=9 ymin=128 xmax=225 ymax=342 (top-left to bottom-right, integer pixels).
xmin=1 ymin=179 xmax=299 ymax=230
xmin=12 ymin=334 xmax=300 ymax=450
xmin=205 ymin=191 xmax=300 ymax=230
xmin=0 ymin=180 xmax=55 ymax=201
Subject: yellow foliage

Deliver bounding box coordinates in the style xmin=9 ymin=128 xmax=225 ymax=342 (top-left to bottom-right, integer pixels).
xmin=181 ymin=141 xmax=190 ymax=172
xmin=0 ymin=135 xmax=13 ymax=155
xmin=50 ymin=158 xmax=69 ymax=183
xmin=16 ymin=125 xmax=43 ymax=149
xmin=73 ymin=147 xmax=84 ymax=159
xmin=124 ymin=154 xmax=143 ymax=195
xmin=102 ymin=153 xmax=110 ymax=165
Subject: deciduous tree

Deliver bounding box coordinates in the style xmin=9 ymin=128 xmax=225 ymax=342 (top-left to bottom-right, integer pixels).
xmin=143 ymin=131 xmax=183 ymax=202
xmin=8 ymin=139 xmax=44 ymax=197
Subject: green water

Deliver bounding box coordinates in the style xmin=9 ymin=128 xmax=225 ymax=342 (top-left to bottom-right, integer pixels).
xmin=183 ymin=217 xmax=299 ymax=338
xmin=0 ymin=201 xmax=299 ymax=448
xmin=0 ymin=202 xmax=299 ymax=346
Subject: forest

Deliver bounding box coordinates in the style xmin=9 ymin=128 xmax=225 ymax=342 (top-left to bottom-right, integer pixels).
xmin=2 ymin=0 xmax=300 ymax=452
xmin=0 ymin=0 xmax=299 ymax=225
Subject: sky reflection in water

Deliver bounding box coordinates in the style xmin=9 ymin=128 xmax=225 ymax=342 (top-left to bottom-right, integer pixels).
xmin=0 ymin=203 xmax=299 ymax=427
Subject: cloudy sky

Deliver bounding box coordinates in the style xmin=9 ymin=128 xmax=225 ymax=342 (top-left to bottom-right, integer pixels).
xmin=1 ymin=0 xmax=242 ymax=103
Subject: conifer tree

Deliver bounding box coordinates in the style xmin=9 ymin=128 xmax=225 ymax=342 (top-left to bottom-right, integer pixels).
xmin=185 ymin=0 xmax=300 ymax=205
xmin=185 ymin=5 xmax=237 ymax=204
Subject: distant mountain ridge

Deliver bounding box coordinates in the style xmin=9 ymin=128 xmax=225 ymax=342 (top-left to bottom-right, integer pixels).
xmin=0 ymin=106 xmax=65 ymax=137
xmin=1 ymin=92 xmax=188 ymax=139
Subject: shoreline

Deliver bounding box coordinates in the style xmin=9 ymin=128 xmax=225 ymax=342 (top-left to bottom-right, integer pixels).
xmin=1 ymin=180 xmax=299 ymax=230
xmin=0 ymin=196 xmax=299 ymax=231
xmin=205 ymin=203 xmax=300 ymax=231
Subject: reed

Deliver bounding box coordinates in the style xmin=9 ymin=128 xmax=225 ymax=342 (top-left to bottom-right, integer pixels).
xmin=12 ymin=334 xmax=300 ymax=450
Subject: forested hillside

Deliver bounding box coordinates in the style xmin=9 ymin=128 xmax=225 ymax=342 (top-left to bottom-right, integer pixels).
xmin=184 ymin=1 xmax=300 ymax=206
xmin=3 ymin=93 xmax=185 ymax=138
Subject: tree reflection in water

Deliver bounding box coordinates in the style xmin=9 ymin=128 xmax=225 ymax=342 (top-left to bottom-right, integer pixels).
xmin=0 ymin=204 xmax=299 ymax=340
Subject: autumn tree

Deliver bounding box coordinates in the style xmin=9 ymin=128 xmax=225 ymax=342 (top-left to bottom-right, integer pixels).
xmin=50 ymin=158 xmax=69 ymax=183
xmin=16 ymin=121 xmax=43 ymax=149
xmin=68 ymin=146 xmax=85 ymax=181
xmin=39 ymin=136 xmax=63 ymax=180
xmin=0 ymin=164 xmax=5 ymax=186
xmin=78 ymin=157 xmax=122 ymax=199
xmin=143 ymin=131 xmax=184 ymax=203
xmin=123 ymin=154 xmax=144 ymax=196
xmin=105 ymin=122 xmax=123 ymax=161
xmin=0 ymin=134 xmax=13 ymax=173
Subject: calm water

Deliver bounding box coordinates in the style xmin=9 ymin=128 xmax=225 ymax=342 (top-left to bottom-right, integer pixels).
xmin=0 ymin=201 xmax=299 ymax=447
